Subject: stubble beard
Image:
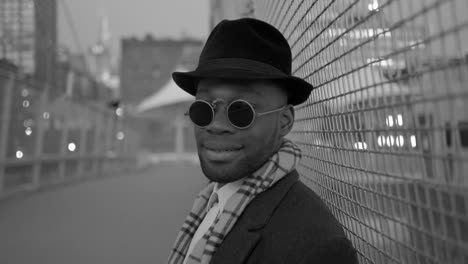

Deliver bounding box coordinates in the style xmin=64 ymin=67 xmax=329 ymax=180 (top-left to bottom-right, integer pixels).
xmin=198 ymin=146 xmax=274 ymax=184
xmin=198 ymin=155 xmax=251 ymax=183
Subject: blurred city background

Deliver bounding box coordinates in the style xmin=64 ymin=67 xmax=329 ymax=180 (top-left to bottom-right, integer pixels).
xmin=0 ymin=0 xmax=467 ymax=263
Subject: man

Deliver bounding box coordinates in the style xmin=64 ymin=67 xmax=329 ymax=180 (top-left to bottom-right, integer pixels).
xmin=168 ymin=18 xmax=358 ymax=264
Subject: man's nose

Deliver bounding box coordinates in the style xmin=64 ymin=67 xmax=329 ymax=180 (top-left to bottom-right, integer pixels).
xmin=205 ymin=107 xmax=236 ymax=134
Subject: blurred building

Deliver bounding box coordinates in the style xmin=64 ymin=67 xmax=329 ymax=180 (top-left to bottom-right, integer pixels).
xmin=0 ymin=0 xmax=57 ymax=90
xmin=34 ymin=0 xmax=57 ymax=90
xmin=89 ymin=16 xmax=120 ymax=93
xmin=0 ymin=0 xmax=35 ymax=73
xmin=0 ymin=0 xmax=58 ymax=159
xmin=210 ymin=0 xmax=254 ymax=28
xmin=119 ymin=35 xmax=202 ymax=105
xmin=56 ymin=49 xmax=113 ymax=103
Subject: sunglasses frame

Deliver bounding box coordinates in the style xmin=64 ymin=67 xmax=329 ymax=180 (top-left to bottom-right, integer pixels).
xmin=185 ymin=99 xmax=286 ymax=129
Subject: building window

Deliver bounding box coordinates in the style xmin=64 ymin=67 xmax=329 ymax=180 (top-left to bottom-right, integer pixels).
xmin=459 ymin=121 xmax=468 ymax=148
xmin=445 ymin=122 xmax=452 ymax=147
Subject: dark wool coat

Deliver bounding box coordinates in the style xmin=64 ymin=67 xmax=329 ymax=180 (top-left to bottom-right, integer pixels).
xmin=210 ymin=170 xmax=359 ymax=264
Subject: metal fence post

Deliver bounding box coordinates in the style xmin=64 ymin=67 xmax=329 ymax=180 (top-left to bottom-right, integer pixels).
xmin=103 ymin=112 xmax=114 ymax=172
xmin=122 ymin=126 xmax=129 ymax=168
xmin=124 ymin=127 xmax=131 ymax=156
xmin=31 ymin=88 xmax=48 ymax=188
xmin=110 ymin=114 xmax=118 ymax=171
xmin=114 ymin=117 xmax=123 ymax=171
xmin=57 ymin=71 xmax=75 ymax=179
xmin=114 ymin=116 xmax=121 ymax=153
xmin=133 ymin=129 xmax=140 ymax=157
xmin=92 ymin=109 xmax=104 ymax=174
xmin=174 ymin=112 xmax=185 ymax=156
xmin=57 ymin=111 xmax=69 ymax=180
xmin=0 ymin=73 xmax=15 ymax=192
xmin=76 ymin=106 xmax=88 ymax=177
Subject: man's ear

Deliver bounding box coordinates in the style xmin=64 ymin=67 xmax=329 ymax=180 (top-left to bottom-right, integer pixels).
xmin=280 ymin=105 xmax=295 ymax=137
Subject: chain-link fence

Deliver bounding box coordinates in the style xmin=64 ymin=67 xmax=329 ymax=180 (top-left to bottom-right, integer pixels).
xmin=253 ymin=0 xmax=468 ymax=263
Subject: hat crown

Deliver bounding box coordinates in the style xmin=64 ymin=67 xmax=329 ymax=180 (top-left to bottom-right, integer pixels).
xmin=172 ymin=18 xmax=314 ymax=105
xmin=199 ymin=18 xmax=292 ymax=75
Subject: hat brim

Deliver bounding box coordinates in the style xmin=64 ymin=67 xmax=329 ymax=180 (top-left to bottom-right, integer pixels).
xmin=172 ymin=68 xmax=314 ymax=106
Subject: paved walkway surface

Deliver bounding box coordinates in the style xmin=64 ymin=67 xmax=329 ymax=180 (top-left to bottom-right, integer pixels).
xmin=0 ymin=162 xmax=207 ymax=264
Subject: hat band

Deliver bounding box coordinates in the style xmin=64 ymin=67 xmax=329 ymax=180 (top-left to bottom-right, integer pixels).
xmin=197 ymin=58 xmax=288 ymax=76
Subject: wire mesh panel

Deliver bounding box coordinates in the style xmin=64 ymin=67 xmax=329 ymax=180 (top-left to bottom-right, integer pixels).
xmin=254 ymin=0 xmax=468 ymax=263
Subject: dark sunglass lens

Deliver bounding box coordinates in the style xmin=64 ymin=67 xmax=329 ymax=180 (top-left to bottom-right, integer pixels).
xmin=228 ymin=101 xmax=254 ymax=128
xmin=189 ymin=101 xmax=213 ymax=127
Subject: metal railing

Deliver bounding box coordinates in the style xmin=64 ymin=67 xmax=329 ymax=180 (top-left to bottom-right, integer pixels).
xmin=254 ymin=0 xmax=468 ymax=263
xmin=0 ymin=65 xmax=139 ymax=199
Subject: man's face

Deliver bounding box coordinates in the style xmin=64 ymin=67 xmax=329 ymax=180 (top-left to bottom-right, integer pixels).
xmin=193 ymin=79 xmax=291 ymax=184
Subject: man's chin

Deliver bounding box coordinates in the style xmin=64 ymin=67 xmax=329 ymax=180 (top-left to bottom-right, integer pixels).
xmin=199 ymin=158 xmax=246 ymax=183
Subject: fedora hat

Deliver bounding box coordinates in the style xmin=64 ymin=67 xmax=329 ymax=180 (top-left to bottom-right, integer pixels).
xmin=172 ymin=18 xmax=314 ymax=105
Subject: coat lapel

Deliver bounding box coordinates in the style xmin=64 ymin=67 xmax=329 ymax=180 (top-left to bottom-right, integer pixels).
xmin=209 ymin=228 xmax=261 ymax=264
xmin=210 ymin=171 xmax=299 ymax=264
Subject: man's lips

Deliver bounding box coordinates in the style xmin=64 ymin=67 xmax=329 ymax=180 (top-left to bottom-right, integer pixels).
xmin=201 ymin=142 xmax=243 ymax=162
xmin=202 ymin=142 xmax=243 ymax=151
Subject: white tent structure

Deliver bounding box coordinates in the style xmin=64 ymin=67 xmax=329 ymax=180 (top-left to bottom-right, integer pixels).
xmin=134 ymin=67 xmax=195 ymax=157
xmin=135 ymin=67 xmax=194 ymax=113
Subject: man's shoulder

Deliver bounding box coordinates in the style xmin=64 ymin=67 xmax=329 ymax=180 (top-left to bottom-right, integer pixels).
xmin=217 ymin=171 xmax=359 ymax=263
xmin=283 ymin=177 xmax=333 ymax=217
xmin=247 ymin=173 xmax=358 ymax=263
xmin=237 ymin=170 xmax=347 ymax=238
xmin=270 ymin=173 xmax=344 ymax=239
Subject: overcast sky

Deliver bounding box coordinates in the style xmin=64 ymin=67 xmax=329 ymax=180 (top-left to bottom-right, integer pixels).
xmin=58 ymin=0 xmax=210 ymax=60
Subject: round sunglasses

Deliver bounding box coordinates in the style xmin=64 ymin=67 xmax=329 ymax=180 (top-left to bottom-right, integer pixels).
xmin=185 ymin=99 xmax=286 ymax=129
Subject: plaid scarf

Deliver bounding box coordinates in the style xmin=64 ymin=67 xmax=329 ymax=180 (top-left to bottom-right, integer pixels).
xmin=167 ymin=139 xmax=301 ymax=264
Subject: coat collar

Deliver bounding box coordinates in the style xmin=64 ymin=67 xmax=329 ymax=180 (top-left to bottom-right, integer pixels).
xmin=210 ymin=170 xmax=299 ymax=264
xmin=240 ymin=170 xmax=299 ymax=231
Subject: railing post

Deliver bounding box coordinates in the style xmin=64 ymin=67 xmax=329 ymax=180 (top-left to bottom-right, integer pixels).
xmin=92 ymin=109 xmax=104 ymax=175
xmin=57 ymin=71 xmax=74 ymax=179
xmin=103 ymin=111 xmax=114 ymax=172
xmin=110 ymin=114 xmax=118 ymax=171
xmin=122 ymin=127 xmax=129 ymax=167
xmin=31 ymin=87 xmax=48 ymax=188
xmin=0 ymin=73 xmax=15 ymax=192
xmin=126 ymin=130 xmax=133 ymax=163
xmin=115 ymin=117 xmax=123 ymax=171
xmin=174 ymin=111 xmax=185 ymax=156
xmin=125 ymin=127 xmax=131 ymax=157
xmin=132 ymin=129 xmax=140 ymax=158
xmin=57 ymin=110 xmax=69 ymax=180
xmin=76 ymin=106 xmax=88 ymax=177
xmin=114 ymin=116 xmax=121 ymax=153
